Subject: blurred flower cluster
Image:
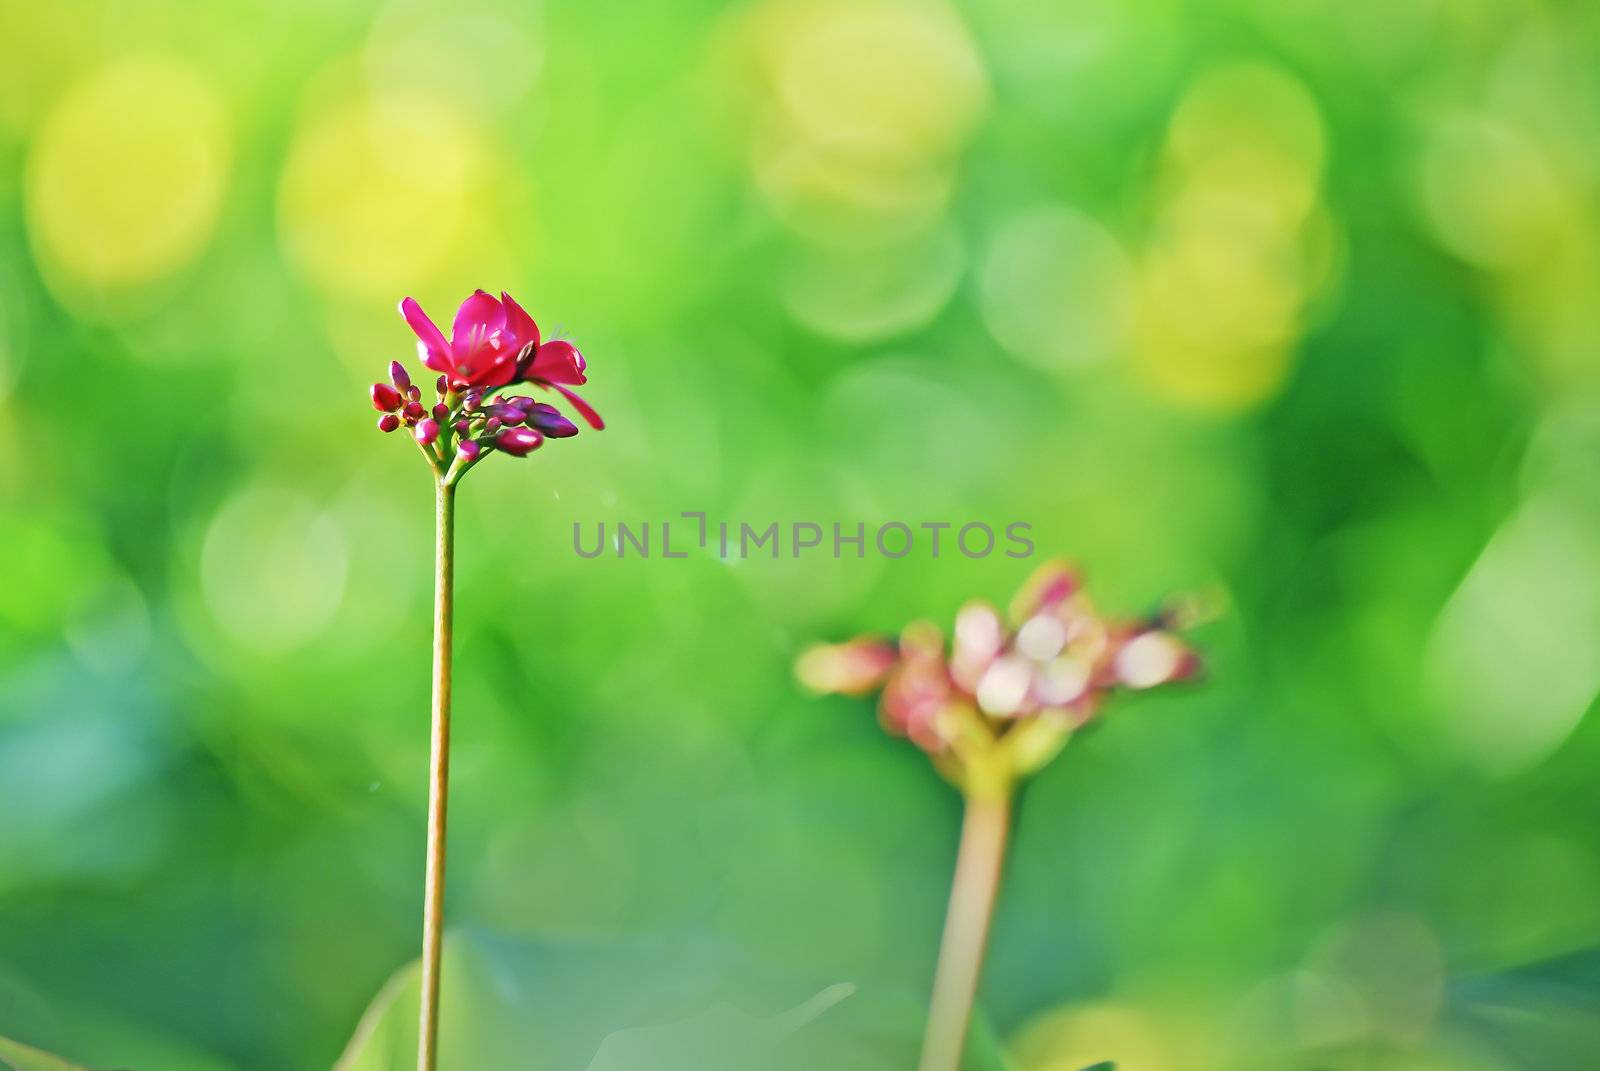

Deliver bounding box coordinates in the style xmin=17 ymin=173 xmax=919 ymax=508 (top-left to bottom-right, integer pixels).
xmin=798 ymin=562 xmax=1200 ymax=791
xmin=370 ymin=289 xmax=602 ymax=474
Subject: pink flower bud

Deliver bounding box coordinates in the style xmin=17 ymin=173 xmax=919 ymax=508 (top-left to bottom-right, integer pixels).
xmin=1010 ymin=561 xmax=1080 ymax=622
xmin=482 ymin=399 xmax=532 ymax=424
xmin=495 ymin=426 xmax=543 ymax=456
xmin=527 ymin=403 xmax=579 ymax=438
xmin=454 ymin=419 xmax=470 ymax=435
xmin=436 ymin=375 xmax=448 ymax=395
xmin=389 ymin=360 xmax=411 ymax=391
xmin=414 ymin=419 xmax=440 ymax=445
xmin=951 ymin=601 xmax=1005 ymax=692
xmin=404 ymin=401 xmax=426 ymax=421
xmin=485 ymin=416 xmax=502 ymax=434
xmin=407 ymin=385 xmax=421 ymax=402
xmin=796 ymin=639 xmax=897 ymax=695
xmin=377 ymin=413 xmax=401 ymax=433
xmin=371 ymin=383 xmax=403 ymax=412
xmin=432 ymin=402 xmax=449 ymax=421
xmin=457 ymin=439 xmax=482 ymax=461
xmin=1112 ymin=631 xmax=1198 ymax=689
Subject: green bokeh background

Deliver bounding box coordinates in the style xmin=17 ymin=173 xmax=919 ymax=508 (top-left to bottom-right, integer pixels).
xmin=3 ymin=0 xmax=1600 ymax=1068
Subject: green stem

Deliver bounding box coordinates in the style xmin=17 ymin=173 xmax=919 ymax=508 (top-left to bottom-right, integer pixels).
xmin=917 ymin=781 xmax=1014 ymax=1071
xmin=418 ymin=478 xmax=455 ymax=1071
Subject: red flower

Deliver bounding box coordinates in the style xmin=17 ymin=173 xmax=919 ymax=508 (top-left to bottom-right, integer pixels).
xmin=399 ymin=290 xmax=603 ymax=429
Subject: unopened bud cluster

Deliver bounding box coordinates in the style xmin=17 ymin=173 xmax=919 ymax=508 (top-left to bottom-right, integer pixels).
xmin=797 ymin=562 xmax=1202 ymax=795
xmin=370 ymin=358 xmax=585 ymax=476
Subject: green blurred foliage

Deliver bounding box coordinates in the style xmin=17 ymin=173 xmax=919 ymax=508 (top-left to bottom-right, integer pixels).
xmin=1 ymin=0 xmax=1599 ymax=1068
xmin=0 ymin=1033 xmax=91 ymax=1071
xmin=331 ymin=932 xmax=1009 ymax=1071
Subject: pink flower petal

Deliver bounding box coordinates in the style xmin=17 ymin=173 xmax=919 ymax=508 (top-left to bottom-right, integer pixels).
xmin=549 ymin=382 xmax=604 ymax=429
xmin=476 ymin=351 xmax=520 ymax=389
xmin=500 ymin=291 xmax=541 ymax=352
xmin=451 ymin=289 xmax=506 ymax=348
xmin=525 ymin=339 xmax=587 ymax=385
xmin=399 ymin=297 xmax=452 ymax=373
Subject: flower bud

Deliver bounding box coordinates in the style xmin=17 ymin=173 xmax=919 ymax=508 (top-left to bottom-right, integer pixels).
xmin=527 ymin=403 xmax=579 ymax=438
xmin=796 ymin=639 xmax=896 ymax=695
xmin=479 ymin=402 xmax=519 ymax=423
xmin=1010 ymin=561 xmax=1080 ymax=622
xmin=377 ymin=413 xmax=401 ymax=433
xmin=951 ymin=601 xmax=1004 ymax=691
xmin=485 ymin=416 xmax=502 ymax=434
xmin=389 ymin=360 xmax=411 ymax=391
xmin=436 ymin=375 xmax=448 ymax=396
xmin=414 ymin=418 xmax=440 ymax=445
xmin=462 ymin=392 xmax=482 ymax=413
xmin=454 ymin=419 xmax=470 ymax=435
xmin=457 ymin=439 xmax=483 ymax=461
xmin=1112 ymin=631 xmax=1197 ymax=689
xmin=371 ymin=382 xmax=402 ymax=412
xmin=406 ymin=385 xmax=422 ymax=402
xmin=495 ymin=426 xmax=544 ymax=456
xmin=432 ymin=402 xmax=449 ymax=421
xmin=975 ymin=654 xmax=1035 ymax=718
xmin=404 ymin=401 xmax=426 ymax=421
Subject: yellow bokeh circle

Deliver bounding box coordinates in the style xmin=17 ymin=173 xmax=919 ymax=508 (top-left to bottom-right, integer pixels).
xmin=733 ymin=0 xmax=989 ymax=246
xmin=766 ymin=0 xmax=989 ymax=162
xmin=25 ymin=57 xmax=230 ymax=296
xmin=1131 ymin=62 xmax=1334 ymax=414
xmin=1417 ymin=112 xmax=1570 ymax=270
xmin=278 ymin=89 xmax=488 ymax=302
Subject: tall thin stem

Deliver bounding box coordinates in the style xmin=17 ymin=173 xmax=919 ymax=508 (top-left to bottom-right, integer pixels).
xmin=917 ymin=782 xmax=1014 ymax=1071
xmin=418 ymin=478 xmax=455 ymax=1071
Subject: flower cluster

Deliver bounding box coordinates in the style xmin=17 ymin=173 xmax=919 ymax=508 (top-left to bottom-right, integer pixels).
xmin=369 ymin=290 xmax=602 ymax=478
xmin=797 ymin=562 xmax=1201 ymax=791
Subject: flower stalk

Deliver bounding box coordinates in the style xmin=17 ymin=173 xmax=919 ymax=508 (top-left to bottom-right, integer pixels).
xmin=362 ymin=289 xmax=602 ymax=1071
xmin=418 ymin=476 xmax=455 ymax=1071
xmin=918 ymin=772 xmax=1013 ymax=1071
xmin=797 ymin=562 xmax=1205 ymax=1071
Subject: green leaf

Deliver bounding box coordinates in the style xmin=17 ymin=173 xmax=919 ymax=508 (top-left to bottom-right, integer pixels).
xmin=731 ymin=985 xmax=1012 ymax=1071
xmin=584 ymin=983 xmax=856 ymax=1071
xmin=336 ymin=930 xmax=744 ymax=1071
xmin=0 ymin=1035 xmax=94 ymax=1071
xmin=338 ymin=930 xmax=1012 ymax=1071
xmin=0 ymin=1001 xmax=237 ymax=1071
